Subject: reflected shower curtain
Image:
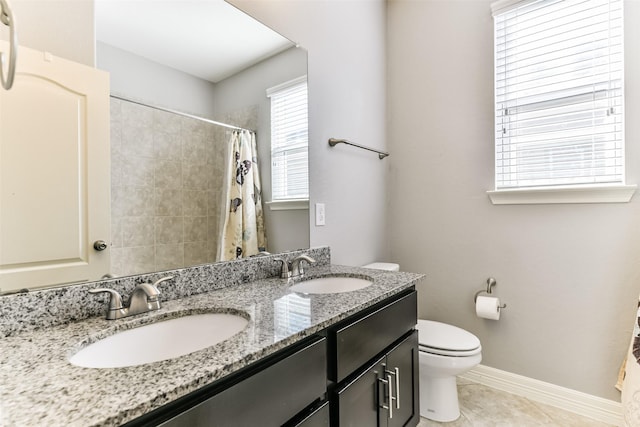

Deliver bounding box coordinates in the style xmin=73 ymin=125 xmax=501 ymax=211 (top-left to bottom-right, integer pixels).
xmin=220 ymin=129 xmax=266 ymax=260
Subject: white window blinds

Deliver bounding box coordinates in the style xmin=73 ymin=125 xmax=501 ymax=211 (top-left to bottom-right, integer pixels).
xmin=267 ymin=76 xmax=309 ymax=201
xmin=494 ymin=0 xmax=624 ymax=189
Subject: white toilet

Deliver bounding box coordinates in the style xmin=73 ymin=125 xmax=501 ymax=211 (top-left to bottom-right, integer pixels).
xmin=416 ymin=320 xmax=481 ymax=422
xmin=362 ymin=262 xmax=482 ymax=423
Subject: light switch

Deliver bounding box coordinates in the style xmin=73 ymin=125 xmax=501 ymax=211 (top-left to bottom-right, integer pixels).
xmin=315 ymin=203 xmax=326 ymax=226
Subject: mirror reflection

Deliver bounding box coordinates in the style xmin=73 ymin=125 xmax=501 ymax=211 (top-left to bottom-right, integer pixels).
xmin=0 ymin=0 xmax=309 ymax=293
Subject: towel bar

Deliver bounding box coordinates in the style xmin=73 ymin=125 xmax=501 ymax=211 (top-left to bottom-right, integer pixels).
xmin=328 ymin=138 xmax=389 ymax=159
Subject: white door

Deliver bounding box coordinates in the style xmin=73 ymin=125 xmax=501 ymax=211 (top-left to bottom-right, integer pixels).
xmin=0 ymin=44 xmax=110 ymax=292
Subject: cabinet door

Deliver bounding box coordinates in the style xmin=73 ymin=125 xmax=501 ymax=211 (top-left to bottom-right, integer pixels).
xmin=157 ymin=337 xmax=326 ymax=427
xmin=0 ymin=43 xmax=110 ymax=291
xmin=334 ymin=355 xmax=386 ymax=427
xmin=385 ymin=331 xmax=419 ymax=427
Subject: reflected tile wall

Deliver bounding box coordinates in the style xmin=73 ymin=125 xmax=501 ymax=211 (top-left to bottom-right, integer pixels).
xmin=110 ymin=98 xmax=234 ymax=277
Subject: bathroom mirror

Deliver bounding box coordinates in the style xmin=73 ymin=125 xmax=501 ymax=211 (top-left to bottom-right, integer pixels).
xmin=0 ymin=0 xmax=310 ymax=293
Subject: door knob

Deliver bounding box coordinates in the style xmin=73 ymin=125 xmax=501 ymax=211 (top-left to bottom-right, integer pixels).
xmin=93 ymin=240 xmax=108 ymax=251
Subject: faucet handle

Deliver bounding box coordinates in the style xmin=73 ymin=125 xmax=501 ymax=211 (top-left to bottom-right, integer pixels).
xmin=141 ymin=276 xmax=174 ymax=302
xmin=147 ymin=276 xmax=173 ymax=302
xmin=251 ymin=251 xmax=271 ymax=257
xmin=89 ymin=288 xmax=123 ymax=309
xmin=274 ymin=258 xmax=291 ymax=279
xmin=89 ymin=288 xmax=125 ymax=319
xmin=292 ymin=255 xmax=316 ymax=277
xmin=152 ymin=275 xmax=174 ymax=288
xmin=294 ymin=254 xmax=316 ymax=263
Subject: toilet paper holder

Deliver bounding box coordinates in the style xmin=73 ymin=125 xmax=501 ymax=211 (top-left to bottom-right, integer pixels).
xmin=474 ymin=277 xmax=507 ymax=309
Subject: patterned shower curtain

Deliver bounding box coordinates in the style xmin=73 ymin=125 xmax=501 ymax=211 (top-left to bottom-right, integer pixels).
xmin=220 ymin=129 xmax=267 ymax=260
xmin=621 ymin=298 xmax=640 ymax=426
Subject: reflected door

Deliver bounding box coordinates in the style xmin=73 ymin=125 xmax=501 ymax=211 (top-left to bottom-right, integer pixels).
xmin=0 ymin=44 xmax=110 ymax=292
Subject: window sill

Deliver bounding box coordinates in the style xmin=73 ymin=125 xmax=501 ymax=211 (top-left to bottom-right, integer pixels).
xmin=266 ymin=199 xmax=309 ymax=211
xmin=487 ymin=184 xmax=637 ymax=205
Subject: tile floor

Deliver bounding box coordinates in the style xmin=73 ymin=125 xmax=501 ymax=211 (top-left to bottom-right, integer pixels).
xmin=416 ymin=378 xmax=615 ymax=426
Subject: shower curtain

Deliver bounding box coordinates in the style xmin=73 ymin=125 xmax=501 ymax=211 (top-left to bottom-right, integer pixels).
xmin=219 ymin=129 xmax=266 ymax=260
xmin=620 ymin=296 xmax=640 ymax=426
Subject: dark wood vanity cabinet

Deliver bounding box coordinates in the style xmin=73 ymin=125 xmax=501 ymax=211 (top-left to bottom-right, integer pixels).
xmin=328 ymin=290 xmax=420 ymax=427
xmin=125 ymin=289 xmax=418 ymax=427
xmin=129 ymin=336 xmax=328 ymax=427
xmin=333 ymin=332 xmax=419 ymax=427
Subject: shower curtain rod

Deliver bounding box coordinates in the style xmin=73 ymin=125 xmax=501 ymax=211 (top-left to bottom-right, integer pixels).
xmin=110 ymin=95 xmax=255 ymax=133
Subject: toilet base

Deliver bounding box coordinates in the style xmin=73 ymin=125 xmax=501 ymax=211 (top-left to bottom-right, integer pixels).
xmin=419 ymin=374 xmax=461 ymax=422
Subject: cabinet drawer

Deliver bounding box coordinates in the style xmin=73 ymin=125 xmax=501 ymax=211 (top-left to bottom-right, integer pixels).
xmin=329 ymin=290 xmax=417 ymax=383
xmin=288 ymin=401 xmax=330 ymax=427
xmin=158 ymin=337 xmax=327 ymax=427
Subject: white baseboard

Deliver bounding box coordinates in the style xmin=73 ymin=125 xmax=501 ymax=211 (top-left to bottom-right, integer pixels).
xmin=460 ymin=364 xmax=622 ymax=426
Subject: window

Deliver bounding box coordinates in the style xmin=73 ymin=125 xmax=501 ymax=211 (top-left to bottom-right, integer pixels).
xmin=490 ymin=0 xmax=634 ymax=203
xmin=267 ymin=76 xmax=309 ymax=205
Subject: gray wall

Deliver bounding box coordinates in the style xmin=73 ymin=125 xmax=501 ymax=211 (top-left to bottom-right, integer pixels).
xmin=212 ymin=47 xmax=309 ymax=254
xmin=97 ymin=42 xmax=218 ymax=119
xmin=387 ymin=0 xmax=640 ymax=400
xmin=230 ymin=0 xmax=389 ymax=266
xmin=2 ymin=0 xmax=94 ymax=66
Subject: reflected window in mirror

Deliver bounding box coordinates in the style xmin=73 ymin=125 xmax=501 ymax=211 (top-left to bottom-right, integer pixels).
xmin=267 ymin=76 xmax=309 ymax=208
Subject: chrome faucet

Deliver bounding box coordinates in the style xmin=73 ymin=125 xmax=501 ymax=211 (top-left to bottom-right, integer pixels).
xmin=274 ymin=257 xmax=291 ymax=279
xmin=291 ymin=255 xmax=316 ymax=277
xmin=127 ymin=282 xmax=161 ymax=315
xmin=89 ymin=276 xmax=174 ymax=320
xmin=275 ymin=255 xmax=316 ymax=279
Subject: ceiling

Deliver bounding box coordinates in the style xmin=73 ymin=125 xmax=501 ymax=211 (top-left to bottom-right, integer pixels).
xmin=95 ymin=0 xmax=294 ymax=83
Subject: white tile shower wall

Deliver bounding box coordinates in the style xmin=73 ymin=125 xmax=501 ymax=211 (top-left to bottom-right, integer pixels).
xmin=110 ymin=98 xmax=256 ymax=276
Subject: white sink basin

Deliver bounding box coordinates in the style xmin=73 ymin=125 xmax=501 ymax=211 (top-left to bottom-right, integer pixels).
xmin=69 ymin=313 xmax=249 ymax=368
xmin=289 ymin=276 xmax=372 ymax=294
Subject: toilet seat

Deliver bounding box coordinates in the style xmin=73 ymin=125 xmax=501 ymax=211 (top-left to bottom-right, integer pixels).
xmin=419 ymin=344 xmax=481 ymax=357
xmin=417 ymin=320 xmax=481 ymax=357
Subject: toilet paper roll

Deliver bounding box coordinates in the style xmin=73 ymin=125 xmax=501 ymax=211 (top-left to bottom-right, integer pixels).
xmin=475 ymin=295 xmax=501 ymax=320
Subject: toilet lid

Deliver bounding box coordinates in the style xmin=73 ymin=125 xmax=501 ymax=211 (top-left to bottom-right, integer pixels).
xmin=417 ymin=320 xmax=481 ymax=352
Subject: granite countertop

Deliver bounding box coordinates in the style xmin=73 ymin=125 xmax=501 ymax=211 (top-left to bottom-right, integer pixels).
xmin=0 ymin=264 xmax=423 ymax=427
